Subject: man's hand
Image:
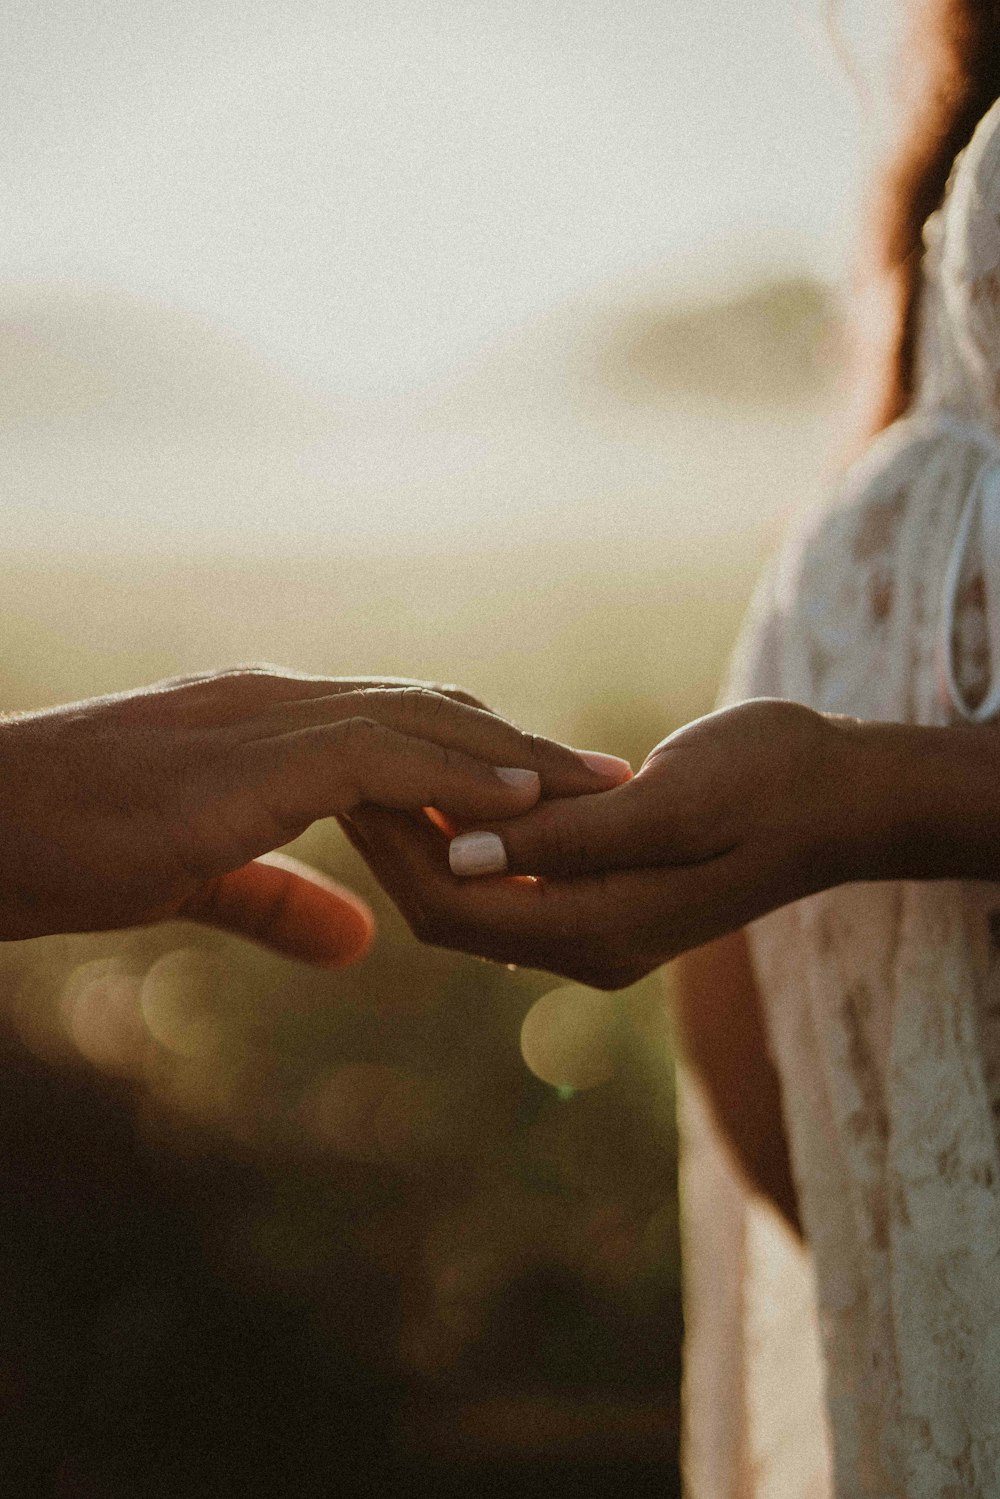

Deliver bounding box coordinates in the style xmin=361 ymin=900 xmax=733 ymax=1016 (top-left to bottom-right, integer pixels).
xmin=0 ymin=666 xmax=630 ymax=963
xmin=341 ymin=700 xmax=857 ymax=988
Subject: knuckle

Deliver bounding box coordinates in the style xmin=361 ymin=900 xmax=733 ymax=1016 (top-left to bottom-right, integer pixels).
xmin=333 ymin=688 xmax=367 ymax=719
xmin=438 ymin=742 xmax=467 ymax=777
xmin=194 ymin=663 xmax=290 ymax=700
xmin=526 ymin=732 xmax=546 ymax=767
xmin=433 ymin=683 xmax=486 ymax=709
xmin=337 ymin=715 xmax=382 ymax=755
xmin=524 ymin=729 xmax=572 ymax=772
xmin=398 ymin=685 xmax=448 ymax=725
xmin=152 ymin=670 xmax=217 ymax=693
xmin=219 ymin=662 xmax=284 ymax=684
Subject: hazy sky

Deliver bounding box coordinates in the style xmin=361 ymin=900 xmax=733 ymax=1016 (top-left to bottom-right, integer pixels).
xmin=2 ymin=0 xmax=901 ymax=398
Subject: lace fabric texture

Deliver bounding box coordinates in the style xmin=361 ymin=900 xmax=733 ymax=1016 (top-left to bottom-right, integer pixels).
xmin=681 ymin=99 xmax=1000 ymax=1499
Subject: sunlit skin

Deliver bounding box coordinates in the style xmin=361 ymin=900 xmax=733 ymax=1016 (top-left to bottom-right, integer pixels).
xmin=672 ymin=927 xmax=801 ymax=1235
xmin=341 ymin=695 xmax=1000 ymax=985
xmin=15 ymin=673 xmax=999 ymax=1238
xmin=0 ymin=665 xmax=629 ymax=964
xmin=340 ymin=694 xmax=1000 ymax=1233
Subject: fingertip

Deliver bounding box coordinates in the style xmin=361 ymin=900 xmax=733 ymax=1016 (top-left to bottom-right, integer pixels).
xmin=249 ymin=853 xmax=376 ymax=967
xmin=575 ymin=750 xmax=634 ymax=785
xmin=494 ymin=766 xmax=542 ymax=798
xmin=298 ymin=878 xmax=376 ymax=968
xmin=317 ymin=904 xmax=376 ymax=968
xmin=449 ymin=831 xmax=508 ymax=878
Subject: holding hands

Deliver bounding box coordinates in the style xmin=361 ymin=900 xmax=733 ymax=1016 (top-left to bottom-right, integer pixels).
xmin=0 ymin=667 xmax=628 ymax=963
xmin=343 ymin=699 xmax=896 ymax=988
xmin=7 ymin=670 xmax=989 ymax=986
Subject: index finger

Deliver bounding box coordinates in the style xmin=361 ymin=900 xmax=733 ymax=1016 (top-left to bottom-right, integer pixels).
xmin=203 ymin=669 xmax=633 ymax=795
xmin=253 ymin=687 xmax=634 ymax=802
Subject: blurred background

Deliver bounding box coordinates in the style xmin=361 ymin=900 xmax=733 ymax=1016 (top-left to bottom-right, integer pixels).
xmin=0 ymin=2 xmax=899 ymax=1494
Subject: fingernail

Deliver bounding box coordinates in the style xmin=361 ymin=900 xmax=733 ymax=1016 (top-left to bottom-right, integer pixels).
xmin=449 ymin=831 xmax=508 ymax=878
xmin=494 ymin=766 xmax=541 ymax=792
xmin=576 ymin=750 xmax=633 ymax=783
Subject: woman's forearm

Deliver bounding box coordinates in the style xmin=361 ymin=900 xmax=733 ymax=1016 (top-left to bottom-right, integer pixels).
xmin=673 ymin=931 xmax=801 ymax=1237
xmin=830 ymin=717 xmax=1000 ymax=886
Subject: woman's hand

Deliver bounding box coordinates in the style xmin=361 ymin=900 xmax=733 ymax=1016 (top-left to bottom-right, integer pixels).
xmin=340 ymin=699 xmax=862 ymax=988
xmin=0 ymin=666 xmax=630 ymax=962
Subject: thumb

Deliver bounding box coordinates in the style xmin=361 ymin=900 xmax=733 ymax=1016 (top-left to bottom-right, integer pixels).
xmin=447 ymin=774 xmax=667 ymax=879
xmin=178 ymin=852 xmax=375 ymax=967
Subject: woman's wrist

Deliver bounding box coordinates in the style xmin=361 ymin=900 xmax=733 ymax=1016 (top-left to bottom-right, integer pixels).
xmin=818 ymin=714 xmax=1000 ymax=886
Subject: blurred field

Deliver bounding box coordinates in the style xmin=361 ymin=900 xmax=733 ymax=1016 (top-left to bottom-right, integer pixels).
xmin=0 ymin=274 xmax=841 ymax=1496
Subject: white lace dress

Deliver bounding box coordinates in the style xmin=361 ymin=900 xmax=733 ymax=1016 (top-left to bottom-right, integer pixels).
xmin=680 ymin=99 xmax=1000 ymax=1499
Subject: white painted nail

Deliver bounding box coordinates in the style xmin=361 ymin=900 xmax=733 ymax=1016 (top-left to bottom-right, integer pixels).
xmin=449 ymin=831 xmax=508 ymax=878
xmin=576 ymin=750 xmax=633 ymax=783
xmin=494 ymin=766 xmax=541 ymax=792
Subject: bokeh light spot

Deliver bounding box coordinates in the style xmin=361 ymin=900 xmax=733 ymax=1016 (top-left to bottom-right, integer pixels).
xmin=139 ymin=947 xmax=225 ymax=1058
xmin=519 ymin=985 xmax=618 ymax=1091
xmin=307 ymin=1063 xmax=436 ymax=1164
xmin=60 ymin=958 xmax=147 ymax=1075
